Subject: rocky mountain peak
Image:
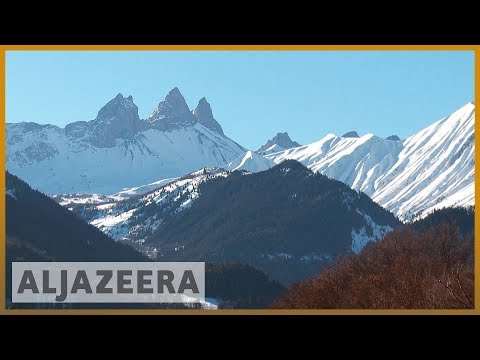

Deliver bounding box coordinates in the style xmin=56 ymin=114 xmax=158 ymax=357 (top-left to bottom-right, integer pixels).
xmin=87 ymin=93 xmax=142 ymax=147
xmin=146 ymin=87 xmax=197 ymax=130
xmin=258 ymin=132 xmax=301 ymax=152
xmin=96 ymin=93 xmax=139 ymax=121
xmin=386 ymin=135 xmax=401 ymax=141
xmin=341 ymin=131 xmax=359 ymax=138
xmin=193 ymin=97 xmax=224 ymax=135
xmin=161 ymin=87 xmax=191 ymax=117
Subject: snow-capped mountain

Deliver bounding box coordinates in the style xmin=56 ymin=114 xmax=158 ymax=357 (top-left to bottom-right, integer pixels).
xmin=6 ymin=88 xmax=245 ymax=195
xmin=258 ymin=132 xmax=301 ymax=155
xmin=227 ymin=150 xmax=275 ymax=172
xmin=8 ymin=85 xmax=473 ymax=223
xmin=266 ymin=102 xmax=475 ymax=221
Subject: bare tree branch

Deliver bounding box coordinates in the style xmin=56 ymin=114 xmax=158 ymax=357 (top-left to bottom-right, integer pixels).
xmin=438 ymin=279 xmax=470 ymax=309
xmin=453 ymin=269 xmax=474 ymax=309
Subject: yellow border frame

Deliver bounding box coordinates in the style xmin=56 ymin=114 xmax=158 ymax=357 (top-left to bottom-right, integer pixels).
xmin=0 ymin=45 xmax=478 ymax=315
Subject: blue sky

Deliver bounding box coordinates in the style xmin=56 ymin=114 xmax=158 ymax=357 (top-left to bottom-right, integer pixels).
xmin=6 ymin=51 xmax=474 ymax=149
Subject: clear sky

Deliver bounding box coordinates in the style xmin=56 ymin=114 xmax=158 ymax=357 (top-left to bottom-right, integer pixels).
xmin=6 ymin=51 xmax=474 ymax=149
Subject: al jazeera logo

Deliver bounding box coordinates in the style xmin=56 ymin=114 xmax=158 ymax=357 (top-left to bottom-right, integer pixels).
xmin=12 ymin=262 xmax=205 ymax=303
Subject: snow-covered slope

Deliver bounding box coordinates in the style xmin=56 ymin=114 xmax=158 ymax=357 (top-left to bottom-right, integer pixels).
xmin=53 ymin=168 xmax=229 ymax=247
xmin=371 ymin=102 xmax=474 ymax=220
xmin=268 ymin=133 xmax=404 ymax=194
xmin=267 ymin=102 xmax=475 ymax=221
xmin=6 ymin=89 xmax=245 ymax=195
xmin=259 ymin=144 xmax=286 ymax=155
xmin=227 ymin=150 xmax=275 ymax=172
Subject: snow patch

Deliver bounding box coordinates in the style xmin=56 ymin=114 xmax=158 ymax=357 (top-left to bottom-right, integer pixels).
xmin=351 ymin=209 xmax=393 ymax=253
xmin=227 ymin=150 xmax=275 ymax=172
xmin=6 ymin=188 xmax=17 ymax=200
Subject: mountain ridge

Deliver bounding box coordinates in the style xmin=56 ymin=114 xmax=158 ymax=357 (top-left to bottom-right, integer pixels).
xmin=7 ymin=88 xmax=246 ymax=194
xmin=12 ymin=88 xmax=228 ymax=148
xmin=144 ymin=160 xmax=400 ymax=285
xmin=257 ymin=102 xmax=474 ymax=221
xmin=7 ymin=91 xmax=474 ymax=222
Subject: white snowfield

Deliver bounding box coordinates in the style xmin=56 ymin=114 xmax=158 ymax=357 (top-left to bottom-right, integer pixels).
xmin=6 ymin=123 xmax=245 ymax=195
xmin=227 ymin=150 xmax=275 ymax=172
xmin=265 ymin=102 xmax=475 ymax=221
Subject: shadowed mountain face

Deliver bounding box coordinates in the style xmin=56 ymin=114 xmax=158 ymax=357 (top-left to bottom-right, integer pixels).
xmin=5 ymin=171 xmax=285 ymax=309
xmin=386 ymin=135 xmax=401 ymax=141
xmin=6 ymin=171 xmax=148 ymax=262
xmin=145 ymin=160 xmax=399 ymax=285
xmin=6 ymin=170 xmax=147 ymax=305
xmin=341 ymin=131 xmax=359 ymax=138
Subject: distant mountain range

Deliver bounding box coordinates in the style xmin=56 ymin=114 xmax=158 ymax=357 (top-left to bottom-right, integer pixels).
xmin=234 ymin=102 xmax=475 ymax=221
xmin=6 ymin=90 xmax=475 ymax=223
xmin=6 ymin=88 xmax=245 ymax=194
xmin=6 ymin=85 xmax=476 ymax=296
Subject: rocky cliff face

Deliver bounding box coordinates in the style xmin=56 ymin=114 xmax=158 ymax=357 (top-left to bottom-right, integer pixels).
xmin=194 ymin=97 xmax=224 ymax=135
xmin=341 ymin=131 xmax=359 ymax=138
xmin=63 ymin=93 xmax=143 ymax=148
xmin=386 ymin=135 xmax=401 ymax=141
xmin=258 ymin=132 xmax=301 ymax=152
xmin=63 ymin=89 xmax=226 ymax=147
xmin=146 ymin=87 xmax=198 ymax=131
xmin=6 ymin=88 xmax=244 ymax=194
xmin=88 ymin=93 xmax=143 ymax=147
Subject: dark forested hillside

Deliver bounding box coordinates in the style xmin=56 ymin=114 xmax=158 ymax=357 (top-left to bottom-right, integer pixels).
xmin=148 ymin=160 xmax=400 ymax=285
xmin=5 ymin=171 xmax=283 ymax=309
xmin=206 ymin=263 xmax=285 ymax=308
xmin=6 ymin=171 xmax=148 ymax=262
xmin=410 ymin=206 xmax=474 ymax=237
xmin=6 ymin=171 xmax=148 ymax=307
